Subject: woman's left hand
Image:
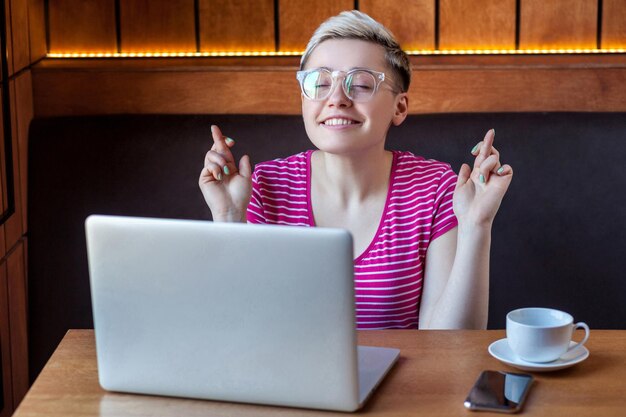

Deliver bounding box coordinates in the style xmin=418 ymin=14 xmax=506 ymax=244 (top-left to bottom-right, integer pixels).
xmin=453 ymin=129 xmax=513 ymax=227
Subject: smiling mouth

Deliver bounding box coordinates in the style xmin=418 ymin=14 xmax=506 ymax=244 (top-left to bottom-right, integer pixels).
xmin=322 ymin=118 xmax=360 ymax=126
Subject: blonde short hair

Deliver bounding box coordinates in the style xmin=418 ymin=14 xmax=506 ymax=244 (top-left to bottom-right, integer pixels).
xmin=300 ymin=10 xmax=411 ymax=92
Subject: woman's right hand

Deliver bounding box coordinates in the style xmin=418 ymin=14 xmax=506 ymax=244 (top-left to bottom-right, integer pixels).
xmin=198 ymin=125 xmax=252 ymax=222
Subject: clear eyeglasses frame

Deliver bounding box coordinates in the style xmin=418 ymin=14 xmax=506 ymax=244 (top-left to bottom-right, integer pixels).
xmin=296 ymin=68 xmax=396 ymax=102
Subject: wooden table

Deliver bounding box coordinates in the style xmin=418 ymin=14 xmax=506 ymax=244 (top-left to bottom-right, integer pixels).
xmin=12 ymin=330 xmax=626 ymax=416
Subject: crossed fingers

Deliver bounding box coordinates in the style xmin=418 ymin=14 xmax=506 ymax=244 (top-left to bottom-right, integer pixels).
xmin=470 ymin=129 xmax=512 ymax=184
xmin=203 ymin=125 xmax=238 ymax=181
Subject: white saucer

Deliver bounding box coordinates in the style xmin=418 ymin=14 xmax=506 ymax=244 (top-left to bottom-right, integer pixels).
xmin=488 ymin=338 xmax=589 ymax=372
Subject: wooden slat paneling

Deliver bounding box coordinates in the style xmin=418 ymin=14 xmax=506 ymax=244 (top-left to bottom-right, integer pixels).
xmin=520 ymin=0 xmax=598 ymax=49
xmin=0 ymin=88 xmax=6 ymax=259
xmin=4 ymin=81 xmax=24 ymax=251
xmin=360 ymin=0 xmax=435 ymax=50
xmin=440 ymin=0 xmax=516 ymax=50
xmin=120 ymin=0 xmax=196 ymax=52
xmin=4 ymin=1 xmax=12 ymax=76
xmin=48 ymin=0 xmax=117 ymax=53
xmin=28 ymin=0 xmax=47 ymax=63
xmin=279 ymin=0 xmax=353 ymax=52
xmin=13 ymin=72 xmax=32 ymax=234
xmin=0 ymin=261 xmax=13 ymax=417
xmin=7 ymin=240 xmax=27 ymax=408
xmin=199 ymin=0 xmax=275 ymax=52
xmin=8 ymin=0 xmax=30 ymax=74
xmin=602 ymin=0 xmax=626 ymax=48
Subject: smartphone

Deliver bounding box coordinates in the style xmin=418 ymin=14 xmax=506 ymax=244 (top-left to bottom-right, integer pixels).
xmin=464 ymin=370 xmax=533 ymax=413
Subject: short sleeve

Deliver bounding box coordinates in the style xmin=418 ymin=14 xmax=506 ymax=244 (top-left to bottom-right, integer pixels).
xmin=246 ymin=170 xmax=267 ymax=224
xmin=430 ymin=166 xmax=458 ymax=241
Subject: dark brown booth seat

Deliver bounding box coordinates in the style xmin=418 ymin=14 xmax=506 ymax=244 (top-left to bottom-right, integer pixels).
xmin=27 ymin=113 xmax=626 ymax=381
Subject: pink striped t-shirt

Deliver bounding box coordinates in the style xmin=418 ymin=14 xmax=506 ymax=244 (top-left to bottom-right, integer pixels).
xmin=247 ymin=150 xmax=458 ymax=329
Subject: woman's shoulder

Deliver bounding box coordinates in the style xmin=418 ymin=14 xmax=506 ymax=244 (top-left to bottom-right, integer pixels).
xmin=253 ymin=150 xmax=311 ymax=176
xmin=392 ymin=150 xmax=455 ymax=174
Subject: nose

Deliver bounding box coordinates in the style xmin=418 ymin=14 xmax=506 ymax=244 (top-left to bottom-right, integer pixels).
xmin=326 ymin=77 xmax=352 ymax=107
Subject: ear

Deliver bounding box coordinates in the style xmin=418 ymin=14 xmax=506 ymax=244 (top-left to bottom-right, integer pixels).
xmin=391 ymin=93 xmax=409 ymax=126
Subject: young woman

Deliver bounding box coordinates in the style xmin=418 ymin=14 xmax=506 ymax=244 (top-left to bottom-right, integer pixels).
xmin=199 ymin=11 xmax=513 ymax=330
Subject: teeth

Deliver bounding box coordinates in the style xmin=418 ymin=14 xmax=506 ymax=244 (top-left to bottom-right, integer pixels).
xmin=324 ymin=118 xmax=356 ymax=126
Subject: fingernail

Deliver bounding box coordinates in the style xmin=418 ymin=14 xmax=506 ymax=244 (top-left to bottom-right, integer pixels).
xmin=225 ymin=137 xmax=235 ymax=145
xmin=479 ymin=174 xmax=485 ymax=183
xmin=497 ymin=167 xmax=504 ymax=174
xmin=471 ymin=144 xmax=479 ymax=154
xmin=491 ymin=128 xmax=495 ymax=136
xmin=223 ymin=165 xmax=230 ymax=175
xmin=216 ymin=172 xmax=222 ymax=181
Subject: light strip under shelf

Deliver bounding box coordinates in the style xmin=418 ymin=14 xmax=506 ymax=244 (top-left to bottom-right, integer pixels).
xmin=46 ymin=48 xmax=626 ymax=59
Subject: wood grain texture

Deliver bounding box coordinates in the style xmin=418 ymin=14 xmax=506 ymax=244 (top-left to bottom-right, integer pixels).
xmin=28 ymin=0 xmax=47 ymax=63
xmin=0 ymin=89 xmax=6 ymax=258
xmin=12 ymin=329 xmax=626 ymax=417
xmin=520 ymin=0 xmax=598 ymax=49
xmin=602 ymin=0 xmax=626 ymax=48
xmin=32 ymin=68 xmax=302 ymax=115
xmin=440 ymin=0 xmax=516 ymax=50
xmin=48 ymin=0 xmax=117 ymax=53
xmin=279 ymin=0 xmax=353 ymax=51
xmin=359 ymin=0 xmax=435 ymax=50
xmin=199 ymin=0 xmax=275 ymax=52
xmin=0 ymin=262 xmax=12 ymax=417
xmin=409 ymin=67 xmax=626 ymax=112
xmin=7 ymin=240 xmax=28 ymax=409
xmin=4 ymin=81 xmax=24 ymax=251
xmin=31 ymin=57 xmax=626 ymax=116
xmin=4 ymin=1 xmax=12 ymax=76
xmin=120 ymin=0 xmax=196 ymax=52
xmin=8 ymin=0 xmax=31 ymax=74
xmin=13 ymin=72 xmax=32 ymax=235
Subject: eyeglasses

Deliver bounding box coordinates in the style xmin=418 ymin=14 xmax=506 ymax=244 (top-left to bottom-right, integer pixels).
xmin=296 ymin=68 xmax=396 ymax=102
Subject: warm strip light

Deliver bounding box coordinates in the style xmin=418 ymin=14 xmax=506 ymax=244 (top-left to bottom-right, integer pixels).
xmin=47 ymin=51 xmax=304 ymax=58
xmin=46 ymin=48 xmax=626 ymax=59
xmin=407 ymin=48 xmax=626 ymax=55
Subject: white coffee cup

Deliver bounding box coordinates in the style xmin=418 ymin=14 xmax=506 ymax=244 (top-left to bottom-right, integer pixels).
xmin=506 ymin=307 xmax=590 ymax=363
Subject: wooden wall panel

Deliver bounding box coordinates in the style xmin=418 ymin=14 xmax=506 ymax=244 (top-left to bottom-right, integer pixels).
xmin=7 ymin=241 xmax=27 ymax=408
xmin=32 ymin=69 xmax=303 ymax=115
xmin=602 ymin=0 xmax=626 ymax=48
xmin=13 ymin=72 xmax=32 ymax=235
xmin=440 ymin=0 xmax=516 ymax=50
xmin=4 ymin=1 xmax=12 ymax=76
xmin=0 ymin=261 xmax=13 ymax=417
xmin=409 ymin=67 xmax=626 ymax=112
xmin=120 ymin=0 xmax=196 ymax=52
xmin=360 ymin=0 xmax=435 ymax=50
xmin=520 ymin=0 xmax=598 ymax=49
xmin=4 ymin=82 xmax=24 ymax=251
xmin=199 ymin=0 xmax=275 ymax=52
xmin=8 ymin=0 xmax=30 ymax=74
xmin=31 ymin=56 xmax=626 ymax=116
xmin=0 ymin=89 xmax=6 ymax=259
xmin=279 ymin=0 xmax=353 ymax=51
xmin=28 ymin=0 xmax=47 ymax=63
xmin=48 ymin=0 xmax=117 ymax=53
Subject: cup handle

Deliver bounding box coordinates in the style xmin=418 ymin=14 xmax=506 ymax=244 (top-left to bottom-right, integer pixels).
xmin=567 ymin=322 xmax=590 ymax=353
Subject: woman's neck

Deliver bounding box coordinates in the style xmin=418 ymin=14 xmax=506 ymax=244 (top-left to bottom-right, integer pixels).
xmin=311 ymin=147 xmax=393 ymax=204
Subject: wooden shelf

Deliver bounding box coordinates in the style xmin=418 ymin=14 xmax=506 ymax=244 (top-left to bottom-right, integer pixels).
xmin=32 ymin=55 xmax=626 ymax=116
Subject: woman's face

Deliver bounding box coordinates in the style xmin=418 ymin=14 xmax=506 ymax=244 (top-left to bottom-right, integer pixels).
xmin=301 ymin=39 xmax=408 ymax=156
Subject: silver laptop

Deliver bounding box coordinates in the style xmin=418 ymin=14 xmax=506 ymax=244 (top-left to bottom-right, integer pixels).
xmin=85 ymin=215 xmax=399 ymax=412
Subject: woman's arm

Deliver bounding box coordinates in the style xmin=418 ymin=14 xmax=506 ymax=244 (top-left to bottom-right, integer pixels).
xmin=419 ymin=129 xmax=513 ymax=329
xmin=419 ymin=225 xmax=490 ymax=329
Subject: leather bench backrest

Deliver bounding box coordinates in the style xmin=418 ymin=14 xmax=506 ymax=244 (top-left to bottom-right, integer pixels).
xmin=27 ymin=113 xmax=626 ymax=381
